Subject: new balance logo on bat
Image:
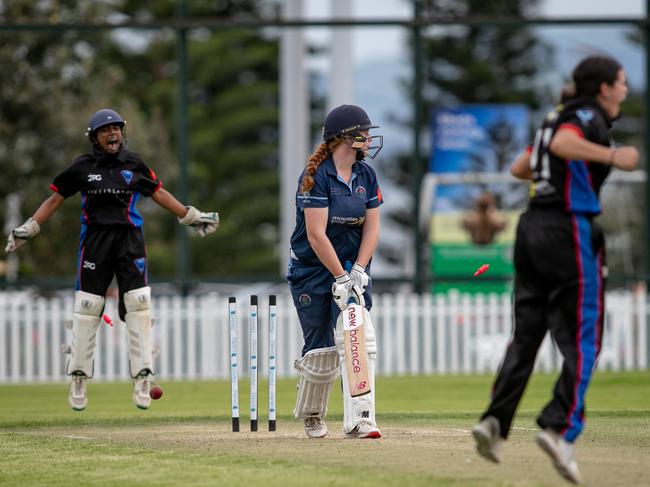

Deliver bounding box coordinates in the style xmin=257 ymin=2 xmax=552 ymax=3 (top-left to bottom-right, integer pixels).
xmin=343 ymin=304 xmax=371 ymax=397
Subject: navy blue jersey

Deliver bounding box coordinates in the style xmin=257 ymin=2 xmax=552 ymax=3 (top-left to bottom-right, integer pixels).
xmin=290 ymin=157 xmax=383 ymax=265
xmin=528 ymin=98 xmax=612 ymax=215
xmin=51 ymin=148 xmax=162 ymax=227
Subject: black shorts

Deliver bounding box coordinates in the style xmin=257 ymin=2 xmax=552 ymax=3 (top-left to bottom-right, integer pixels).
xmin=76 ymin=225 xmax=148 ymax=319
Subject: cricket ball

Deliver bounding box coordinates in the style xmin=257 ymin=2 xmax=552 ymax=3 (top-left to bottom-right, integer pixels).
xmin=150 ymin=386 xmax=163 ymax=400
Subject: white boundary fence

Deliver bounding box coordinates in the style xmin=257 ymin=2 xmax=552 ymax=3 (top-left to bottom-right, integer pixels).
xmin=0 ymin=290 xmax=647 ymax=383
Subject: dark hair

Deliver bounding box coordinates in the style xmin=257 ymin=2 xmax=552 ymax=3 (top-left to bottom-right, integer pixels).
xmin=559 ymin=82 xmax=576 ymax=103
xmin=572 ymin=55 xmax=622 ymax=98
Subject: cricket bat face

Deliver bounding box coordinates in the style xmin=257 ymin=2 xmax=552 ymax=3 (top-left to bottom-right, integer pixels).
xmin=342 ymin=304 xmax=371 ymax=397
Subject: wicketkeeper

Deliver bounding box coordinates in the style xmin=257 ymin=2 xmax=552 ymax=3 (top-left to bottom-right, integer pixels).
xmin=287 ymin=105 xmax=383 ymax=439
xmin=5 ymin=108 xmax=219 ymax=411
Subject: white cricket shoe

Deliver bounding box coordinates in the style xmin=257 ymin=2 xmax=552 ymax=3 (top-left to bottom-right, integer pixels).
xmin=472 ymin=416 xmax=504 ymax=463
xmin=304 ymin=417 xmax=328 ymax=438
xmin=69 ymin=375 xmax=88 ymax=411
xmin=536 ymin=429 xmax=583 ymax=484
xmin=132 ymin=373 xmax=151 ymax=410
xmin=344 ymin=423 xmax=382 ymax=439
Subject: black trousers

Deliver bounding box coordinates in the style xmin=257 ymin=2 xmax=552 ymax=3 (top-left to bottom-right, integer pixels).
xmin=482 ymin=208 xmax=605 ymax=443
xmin=76 ymin=225 xmax=148 ymax=320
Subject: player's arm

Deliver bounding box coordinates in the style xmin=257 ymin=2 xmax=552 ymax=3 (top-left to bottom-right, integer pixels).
xmin=510 ymin=148 xmax=533 ymax=180
xmin=304 ymin=207 xmax=345 ymax=276
xmin=550 ymin=128 xmax=639 ymax=171
xmin=33 ymin=192 xmax=66 ymax=224
xmin=5 ymin=193 xmax=65 ymax=253
xmin=356 ymin=207 xmax=379 ymax=268
xmin=151 ymin=188 xmax=219 ymax=237
xmin=151 ymin=188 xmax=189 ymax=218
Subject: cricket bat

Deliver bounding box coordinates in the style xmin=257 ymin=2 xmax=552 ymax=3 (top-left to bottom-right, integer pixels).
xmin=341 ymin=303 xmax=371 ymax=397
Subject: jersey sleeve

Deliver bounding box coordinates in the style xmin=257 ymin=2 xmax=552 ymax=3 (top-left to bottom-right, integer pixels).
xmin=297 ymin=168 xmax=329 ymax=209
xmin=558 ymin=106 xmax=602 ymax=142
xmin=50 ymin=161 xmax=82 ymax=198
xmin=133 ymin=157 xmax=162 ymax=197
xmin=365 ymin=166 xmax=384 ymax=209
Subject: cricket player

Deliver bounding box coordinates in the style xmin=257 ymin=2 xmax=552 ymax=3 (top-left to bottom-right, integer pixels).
xmin=472 ymin=56 xmax=639 ymax=484
xmin=287 ymin=104 xmax=383 ymax=439
xmin=5 ymin=109 xmax=219 ymax=411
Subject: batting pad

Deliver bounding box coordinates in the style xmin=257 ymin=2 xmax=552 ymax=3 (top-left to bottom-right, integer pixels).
xmin=66 ymin=291 xmax=104 ymax=377
xmin=335 ymin=306 xmax=378 ymax=433
xmin=293 ymin=346 xmax=340 ymax=419
xmin=124 ymin=287 xmax=154 ymax=378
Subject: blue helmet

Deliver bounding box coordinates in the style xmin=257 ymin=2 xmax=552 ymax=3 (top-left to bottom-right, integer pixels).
xmin=86 ymin=109 xmax=125 ymax=140
xmin=322 ymin=105 xmax=383 ymax=159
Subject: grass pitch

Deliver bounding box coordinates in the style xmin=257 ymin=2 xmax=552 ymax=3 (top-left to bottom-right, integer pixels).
xmin=1 ymin=372 xmax=648 ymax=486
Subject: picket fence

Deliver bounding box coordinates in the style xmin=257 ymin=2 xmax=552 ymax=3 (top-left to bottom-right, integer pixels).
xmin=0 ymin=290 xmax=647 ymax=383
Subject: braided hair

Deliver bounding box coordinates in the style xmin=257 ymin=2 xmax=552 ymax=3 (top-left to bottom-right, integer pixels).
xmin=300 ymin=138 xmax=342 ymax=193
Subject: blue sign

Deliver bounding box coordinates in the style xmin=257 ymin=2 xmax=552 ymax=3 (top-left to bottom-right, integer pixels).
xmin=430 ymin=104 xmax=529 ymax=212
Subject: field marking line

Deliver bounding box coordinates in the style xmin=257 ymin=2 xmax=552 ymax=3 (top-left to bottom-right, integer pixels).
xmin=64 ymin=435 xmax=94 ymax=440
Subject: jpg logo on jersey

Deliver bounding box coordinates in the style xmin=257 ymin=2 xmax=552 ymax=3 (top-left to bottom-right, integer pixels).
xmin=87 ymin=174 xmax=102 ymax=182
xmin=83 ymin=260 xmax=96 ymax=270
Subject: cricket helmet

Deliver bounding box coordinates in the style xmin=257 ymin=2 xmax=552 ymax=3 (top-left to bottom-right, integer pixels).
xmin=322 ymin=105 xmax=383 ymax=159
xmin=86 ymin=109 xmax=125 ymax=140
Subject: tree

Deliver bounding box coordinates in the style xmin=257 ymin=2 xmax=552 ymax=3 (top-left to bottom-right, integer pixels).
xmin=1 ymin=0 xmax=282 ymax=283
xmin=0 ymin=0 xmax=120 ymax=279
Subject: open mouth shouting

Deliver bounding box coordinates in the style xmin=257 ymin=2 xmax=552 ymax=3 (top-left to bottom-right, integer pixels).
xmin=96 ymin=124 xmax=123 ymax=154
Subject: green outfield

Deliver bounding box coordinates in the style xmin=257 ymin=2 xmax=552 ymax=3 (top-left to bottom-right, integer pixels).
xmin=1 ymin=371 xmax=648 ymax=487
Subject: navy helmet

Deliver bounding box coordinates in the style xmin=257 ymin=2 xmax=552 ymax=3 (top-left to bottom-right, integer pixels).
xmin=322 ymin=105 xmax=383 ymax=159
xmin=322 ymin=105 xmax=378 ymax=141
xmin=86 ymin=109 xmax=125 ymax=140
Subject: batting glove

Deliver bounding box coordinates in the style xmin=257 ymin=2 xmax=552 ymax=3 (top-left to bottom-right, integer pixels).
xmin=349 ymin=262 xmax=370 ymax=292
xmin=332 ymin=272 xmax=364 ymax=310
xmin=178 ymin=206 xmax=219 ymax=237
xmin=5 ymin=217 xmax=40 ymax=253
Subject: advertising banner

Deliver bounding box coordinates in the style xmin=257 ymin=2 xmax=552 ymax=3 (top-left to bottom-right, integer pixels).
xmin=429 ymin=105 xmax=530 ymax=293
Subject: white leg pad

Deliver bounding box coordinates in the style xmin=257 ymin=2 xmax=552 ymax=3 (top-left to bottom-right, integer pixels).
xmin=335 ymin=306 xmax=378 ymax=433
xmin=124 ymin=286 xmax=154 ymax=378
xmin=293 ymin=346 xmax=340 ymax=419
xmin=66 ymin=291 xmax=104 ymax=377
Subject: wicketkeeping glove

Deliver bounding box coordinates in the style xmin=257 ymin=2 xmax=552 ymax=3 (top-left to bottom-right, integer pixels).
xmin=332 ymin=272 xmax=364 ymax=310
xmin=5 ymin=217 xmax=40 ymax=253
xmin=178 ymin=206 xmax=219 ymax=237
xmin=349 ymin=262 xmax=370 ymax=292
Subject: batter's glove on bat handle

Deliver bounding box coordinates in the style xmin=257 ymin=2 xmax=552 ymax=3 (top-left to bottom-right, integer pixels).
xmin=5 ymin=217 xmax=40 ymax=253
xmin=349 ymin=262 xmax=370 ymax=293
xmin=332 ymin=272 xmax=364 ymax=311
xmin=178 ymin=206 xmax=219 ymax=237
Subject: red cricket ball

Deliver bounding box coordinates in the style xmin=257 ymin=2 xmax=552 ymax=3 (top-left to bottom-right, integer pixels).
xmin=150 ymin=386 xmax=163 ymax=400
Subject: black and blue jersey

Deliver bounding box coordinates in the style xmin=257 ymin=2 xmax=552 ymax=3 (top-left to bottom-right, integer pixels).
xmin=528 ymin=98 xmax=612 ymax=215
xmin=289 ymin=156 xmax=383 ymax=265
xmin=50 ymin=147 xmax=162 ymax=227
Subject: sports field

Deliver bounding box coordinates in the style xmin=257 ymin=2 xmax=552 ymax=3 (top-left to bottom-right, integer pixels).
xmin=1 ymin=371 xmax=648 ymax=487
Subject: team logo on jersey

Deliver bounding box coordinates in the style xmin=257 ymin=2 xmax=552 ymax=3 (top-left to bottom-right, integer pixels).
xmin=133 ymin=257 xmax=146 ymax=275
xmin=87 ymin=174 xmax=102 ymax=182
xmin=355 ymin=186 xmax=367 ymax=199
xmin=298 ymin=294 xmax=311 ymax=307
xmin=576 ymin=109 xmax=594 ymax=124
xmin=121 ymin=170 xmax=133 ymax=184
xmin=377 ymin=187 xmax=383 ymax=203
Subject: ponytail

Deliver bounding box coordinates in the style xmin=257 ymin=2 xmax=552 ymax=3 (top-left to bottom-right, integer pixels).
xmin=300 ymin=138 xmax=342 ymax=193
